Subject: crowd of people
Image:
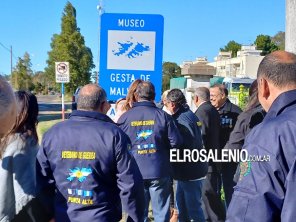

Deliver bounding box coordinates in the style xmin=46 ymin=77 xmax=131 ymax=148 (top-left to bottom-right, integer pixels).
xmin=1 ymin=50 xmax=296 ymax=222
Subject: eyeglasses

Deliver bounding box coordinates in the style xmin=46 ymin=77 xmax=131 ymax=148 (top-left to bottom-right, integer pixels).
xmin=210 ymin=94 xmax=222 ymax=98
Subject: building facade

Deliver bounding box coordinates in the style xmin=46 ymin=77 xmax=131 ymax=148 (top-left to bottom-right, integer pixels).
xmin=180 ymin=57 xmax=215 ymax=110
xmin=208 ymin=45 xmax=264 ymax=79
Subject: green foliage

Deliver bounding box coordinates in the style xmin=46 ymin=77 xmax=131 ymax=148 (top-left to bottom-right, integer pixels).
xmin=271 ymin=31 xmax=285 ymax=50
xmin=91 ymin=71 xmax=98 ymax=84
xmin=37 ymin=119 xmax=62 ymax=142
xmin=162 ymin=62 xmax=181 ymax=92
xmin=32 ymin=71 xmax=52 ymax=94
xmin=255 ymin=34 xmax=279 ymax=56
xmin=10 ymin=52 xmax=34 ymax=90
xmin=45 ymin=2 xmax=95 ymax=93
xmin=220 ymin=41 xmax=242 ymax=57
xmin=229 ymin=85 xmax=249 ymax=110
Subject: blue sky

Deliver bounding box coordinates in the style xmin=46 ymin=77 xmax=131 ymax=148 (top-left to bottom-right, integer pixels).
xmin=0 ymin=0 xmax=285 ymax=75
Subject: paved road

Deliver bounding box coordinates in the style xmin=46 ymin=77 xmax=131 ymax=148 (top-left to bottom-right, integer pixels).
xmin=37 ymin=95 xmax=72 ymax=112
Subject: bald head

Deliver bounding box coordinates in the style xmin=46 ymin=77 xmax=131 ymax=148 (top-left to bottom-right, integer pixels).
xmin=257 ymin=50 xmax=296 ymax=88
xmin=257 ymin=51 xmax=296 ymax=112
xmin=77 ymin=84 xmax=107 ymax=112
xmin=0 ymin=76 xmax=17 ymax=138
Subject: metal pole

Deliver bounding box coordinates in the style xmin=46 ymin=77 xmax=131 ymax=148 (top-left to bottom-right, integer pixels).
xmin=286 ymin=0 xmax=296 ymax=54
xmin=62 ymin=83 xmax=65 ymax=121
xmin=10 ymin=46 xmax=12 ymax=75
xmin=97 ymin=0 xmax=104 ymax=85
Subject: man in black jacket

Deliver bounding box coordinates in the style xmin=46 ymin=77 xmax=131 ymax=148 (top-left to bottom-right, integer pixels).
xmin=210 ymin=84 xmax=242 ymax=208
xmin=166 ymin=88 xmax=208 ymax=222
xmin=194 ymin=87 xmax=226 ymax=221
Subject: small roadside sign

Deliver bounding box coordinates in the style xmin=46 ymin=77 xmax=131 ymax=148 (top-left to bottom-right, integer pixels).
xmin=55 ymin=62 xmax=70 ymax=83
xmin=55 ymin=61 xmax=69 ymax=121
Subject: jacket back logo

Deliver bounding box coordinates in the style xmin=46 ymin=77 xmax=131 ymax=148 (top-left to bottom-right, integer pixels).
xmin=67 ymin=167 xmax=92 ymax=182
xmin=136 ymin=129 xmax=153 ymax=140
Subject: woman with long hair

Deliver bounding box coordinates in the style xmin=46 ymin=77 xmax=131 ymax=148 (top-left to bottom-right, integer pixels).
xmin=244 ymin=80 xmax=260 ymax=112
xmin=123 ymin=79 xmax=144 ymax=111
xmin=0 ymin=91 xmax=50 ymax=222
xmin=114 ymin=79 xmax=144 ymax=122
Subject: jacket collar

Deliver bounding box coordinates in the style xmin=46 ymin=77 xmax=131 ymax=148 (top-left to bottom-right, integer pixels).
xmin=172 ymin=104 xmax=190 ymax=119
xmin=132 ymin=101 xmax=156 ymax=108
xmin=197 ymin=101 xmax=211 ymax=109
xmin=264 ymin=89 xmax=296 ymax=121
xmin=218 ymin=98 xmax=230 ymax=110
xmin=70 ymin=110 xmax=114 ymax=123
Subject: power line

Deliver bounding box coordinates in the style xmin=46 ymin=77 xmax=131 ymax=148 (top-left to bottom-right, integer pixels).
xmin=0 ymin=42 xmax=18 ymax=59
xmin=0 ymin=42 xmax=10 ymax=52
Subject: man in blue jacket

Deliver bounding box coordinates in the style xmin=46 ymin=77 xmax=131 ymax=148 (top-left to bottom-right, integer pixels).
xmin=227 ymin=51 xmax=296 ymax=221
xmin=117 ymin=81 xmax=182 ymax=222
xmin=166 ymin=88 xmax=208 ymax=222
xmin=36 ymin=84 xmax=144 ymax=222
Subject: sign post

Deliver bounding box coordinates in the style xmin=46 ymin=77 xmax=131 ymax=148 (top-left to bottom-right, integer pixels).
xmin=55 ymin=62 xmax=70 ymax=121
xmin=99 ymin=13 xmax=164 ymax=102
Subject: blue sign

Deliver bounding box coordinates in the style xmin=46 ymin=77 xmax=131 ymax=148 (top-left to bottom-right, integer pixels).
xmin=99 ymin=13 xmax=164 ymax=102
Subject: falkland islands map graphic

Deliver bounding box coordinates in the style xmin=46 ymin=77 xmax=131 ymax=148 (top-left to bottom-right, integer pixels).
xmin=107 ymin=30 xmax=156 ymax=71
xmin=112 ymin=37 xmax=150 ymax=59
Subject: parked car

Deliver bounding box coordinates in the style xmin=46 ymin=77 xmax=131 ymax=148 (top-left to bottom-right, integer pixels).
xmin=71 ymin=87 xmax=81 ymax=110
xmin=71 ymin=87 xmax=116 ymax=118
xmin=222 ymin=77 xmax=255 ymax=92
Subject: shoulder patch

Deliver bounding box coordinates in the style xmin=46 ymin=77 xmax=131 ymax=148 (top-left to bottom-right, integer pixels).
xmin=239 ymin=161 xmax=251 ymax=181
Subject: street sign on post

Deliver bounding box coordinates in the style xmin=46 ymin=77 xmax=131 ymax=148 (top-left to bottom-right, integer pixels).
xmin=99 ymin=13 xmax=164 ymax=102
xmin=55 ymin=62 xmax=70 ymax=121
xmin=55 ymin=62 xmax=70 ymax=83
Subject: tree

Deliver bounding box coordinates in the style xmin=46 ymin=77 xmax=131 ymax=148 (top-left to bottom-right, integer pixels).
xmin=220 ymin=41 xmax=242 ymax=57
xmin=162 ymin=62 xmax=181 ymax=92
xmin=91 ymin=71 xmax=98 ymax=84
xmin=45 ymin=2 xmax=95 ymax=93
xmin=255 ymin=34 xmax=279 ymax=56
xmin=32 ymin=71 xmax=50 ymax=94
xmin=11 ymin=52 xmax=34 ymax=91
xmin=272 ymin=31 xmax=285 ymax=50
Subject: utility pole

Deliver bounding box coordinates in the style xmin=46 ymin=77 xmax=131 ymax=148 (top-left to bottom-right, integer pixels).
xmin=97 ymin=0 xmax=104 ymax=84
xmin=286 ymin=0 xmax=296 ymax=54
xmin=11 ymin=45 xmax=18 ymax=89
xmin=10 ymin=46 xmax=12 ymax=75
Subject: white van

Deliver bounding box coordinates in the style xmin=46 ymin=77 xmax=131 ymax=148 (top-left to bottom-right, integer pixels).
xmin=222 ymin=77 xmax=255 ymax=105
xmin=222 ymin=77 xmax=255 ymax=93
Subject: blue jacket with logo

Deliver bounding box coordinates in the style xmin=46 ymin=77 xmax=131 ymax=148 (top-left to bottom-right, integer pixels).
xmin=36 ymin=110 xmax=144 ymax=222
xmin=227 ymin=90 xmax=296 ymax=221
xmin=171 ymin=105 xmax=208 ymax=180
xmin=117 ymin=101 xmax=183 ymax=179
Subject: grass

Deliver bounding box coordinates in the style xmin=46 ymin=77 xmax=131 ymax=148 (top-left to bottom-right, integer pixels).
xmin=37 ymin=109 xmax=71 ymax=141
xmin=64 ymin=93 xmax=73 ymax=102
xmin=37 ymin=119 xmax=62 ymax=142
